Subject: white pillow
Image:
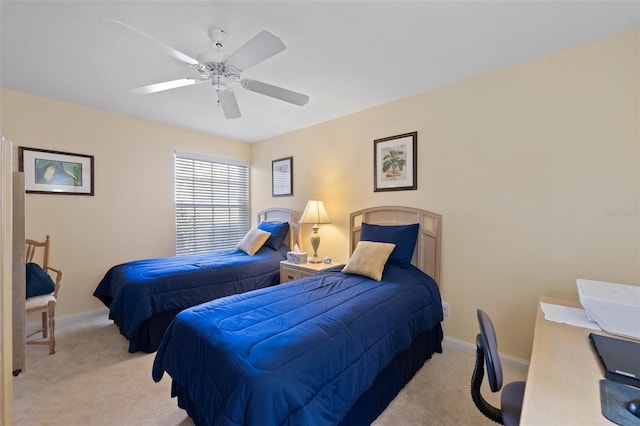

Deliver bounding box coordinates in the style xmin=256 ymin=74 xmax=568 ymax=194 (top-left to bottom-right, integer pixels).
xmin=237 ymin=228 xmax=271 ymax=256
xmin=341 ymin=241 xmax=396 ymax=281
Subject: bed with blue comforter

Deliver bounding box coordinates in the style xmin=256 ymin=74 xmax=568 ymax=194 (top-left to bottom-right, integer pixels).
xmin=153 ymin=263 xmax=443 ymax=425
xmin=152 ymin=206 xmax=443 ymax=424
xmin=94 ymin=209 xmax=299 ymax=353
xmin=94 ymin=245 xmax=288 ymax=353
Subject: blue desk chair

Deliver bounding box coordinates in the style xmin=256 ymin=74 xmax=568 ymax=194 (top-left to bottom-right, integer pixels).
xmin=471 ymin=309 xmax=526 ymax=425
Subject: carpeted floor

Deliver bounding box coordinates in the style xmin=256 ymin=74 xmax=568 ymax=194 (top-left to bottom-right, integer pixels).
xmin=13 ymin=313 xmax=527 ymax=425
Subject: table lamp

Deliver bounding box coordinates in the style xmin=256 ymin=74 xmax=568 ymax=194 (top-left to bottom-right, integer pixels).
xmin=299 ymin=200 xmax=331 ymax=263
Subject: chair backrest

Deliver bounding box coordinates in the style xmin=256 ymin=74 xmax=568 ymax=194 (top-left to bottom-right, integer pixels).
xmin=26 ymin=235 xmax=51 ymax=270
xmin=477 ymin=309 xmax=504 ymax=392
xmin=25 ymin=235 xmax=62 ymax=299
xmin=471 ymin=309 xmax=505 ymax=424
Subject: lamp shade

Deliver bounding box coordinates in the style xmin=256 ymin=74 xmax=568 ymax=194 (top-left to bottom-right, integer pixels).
xmin=299 ymin=200 xmax=331 ymax=224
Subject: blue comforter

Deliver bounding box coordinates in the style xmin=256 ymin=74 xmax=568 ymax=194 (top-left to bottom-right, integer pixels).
xmin=152 ymin=264 xmax=443 ymax=425
xmin=93 ymin=245 xmax=288 ymax=351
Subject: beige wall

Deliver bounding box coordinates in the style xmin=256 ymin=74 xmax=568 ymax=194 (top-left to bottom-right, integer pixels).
xmin=0 ymin=88 xmax=251 ymax=317
xmin=251 ymin=29 xmax=640 ymax=359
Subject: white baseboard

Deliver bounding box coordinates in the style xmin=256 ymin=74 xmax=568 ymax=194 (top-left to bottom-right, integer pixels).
xmin=55 ymin=307 xmax=109 ymax=327
xmin=444 ymin=335 xmax=529 ymax=369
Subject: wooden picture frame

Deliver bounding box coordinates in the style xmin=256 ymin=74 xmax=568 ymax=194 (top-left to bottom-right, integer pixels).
xmin=373 ymin=132 xmax=417 ymax=192
xmin=18 ymin=147 xmax=94 ymax=195
xmin=272 ymin=156 xmax=293 ymax=197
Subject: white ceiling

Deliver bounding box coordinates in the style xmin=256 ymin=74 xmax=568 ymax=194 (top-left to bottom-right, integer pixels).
xmin=1 ymin=1 xmax=639 ymax=143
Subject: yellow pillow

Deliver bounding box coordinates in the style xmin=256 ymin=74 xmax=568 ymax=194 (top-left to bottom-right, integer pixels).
xmin=341 ymin=241 xmax=396 ymax=281
xmin=237 ymin=228 xmax=271 ymax=256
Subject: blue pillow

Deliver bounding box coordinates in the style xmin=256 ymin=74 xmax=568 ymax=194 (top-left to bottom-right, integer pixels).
xmin=26 ymin=262 xmax=55 ymax=299
xmin=360 ymin=222 xmax=419 ymax=266
xmin=257 ymin=221 xmax=290 ymax=250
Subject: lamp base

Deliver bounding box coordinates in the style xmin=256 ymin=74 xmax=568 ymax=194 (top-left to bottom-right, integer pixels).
xmin=309 ymin=227 xmax=322 ymax=264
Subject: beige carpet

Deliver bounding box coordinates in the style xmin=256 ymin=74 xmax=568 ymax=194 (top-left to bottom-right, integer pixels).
xmin=13 ymin=314 xmax=527 ymax=425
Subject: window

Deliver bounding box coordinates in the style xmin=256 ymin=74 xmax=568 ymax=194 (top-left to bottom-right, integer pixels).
xmin=175 ymin=152 xmax=249 ymax=255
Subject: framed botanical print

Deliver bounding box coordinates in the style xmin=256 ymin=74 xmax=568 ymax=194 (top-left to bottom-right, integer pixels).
xmin=373 ymin=132 xmax=417 ymax=192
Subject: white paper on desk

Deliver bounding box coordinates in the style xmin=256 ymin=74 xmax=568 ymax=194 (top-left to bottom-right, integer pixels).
xmin=540 ymin=302 xmax=602 ymax=330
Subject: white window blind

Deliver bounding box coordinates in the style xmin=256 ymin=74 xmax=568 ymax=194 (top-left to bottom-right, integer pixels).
xmin=175 ymin=153 xmax=249 ymax=255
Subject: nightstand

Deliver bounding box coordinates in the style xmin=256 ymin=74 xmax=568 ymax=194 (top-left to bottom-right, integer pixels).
xmin=279 ymin=260 xmax=341 ymax=284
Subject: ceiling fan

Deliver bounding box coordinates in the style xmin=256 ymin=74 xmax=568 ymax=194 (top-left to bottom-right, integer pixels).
xmin=103 ymin=20 xmax=309 ymax=119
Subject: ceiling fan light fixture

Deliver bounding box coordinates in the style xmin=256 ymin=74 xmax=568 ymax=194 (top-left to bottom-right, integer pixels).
xmin=212 ymin=76 xmax=230 ymax=92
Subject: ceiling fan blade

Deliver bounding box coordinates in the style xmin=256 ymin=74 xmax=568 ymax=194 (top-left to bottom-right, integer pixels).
xmin=130 ymin=78 xmax=202 ymax=94
xmin=218 ymin=90 xmax=241 ymax=119
xmin=225 ymin=30 xmax=286 ymax=72
xmin=102 ymin=19 xmax=199 ymax=66
xmin=241 ymin=79 xmax=309 ymax=106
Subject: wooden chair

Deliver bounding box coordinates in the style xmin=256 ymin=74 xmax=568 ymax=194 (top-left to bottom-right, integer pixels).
xmin=25 ymin=235 xmax=62 ymax=354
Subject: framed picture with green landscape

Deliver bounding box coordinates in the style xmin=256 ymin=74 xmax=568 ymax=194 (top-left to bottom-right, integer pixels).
xmin=373 ymin=131 xmax=417 ymax=192
xmin=19 ymin=147 xmax=94 ymax=195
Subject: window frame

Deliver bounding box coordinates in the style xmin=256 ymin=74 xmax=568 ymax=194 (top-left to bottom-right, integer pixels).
xmin=174 ymin=151 xmax=250 ymax=256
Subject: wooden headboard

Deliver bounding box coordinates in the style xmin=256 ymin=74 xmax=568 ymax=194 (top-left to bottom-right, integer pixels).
xmin=257 ymin=208 xmax=301 ymax=250
xmin=349 ymin=206 xmax=442 ymax=284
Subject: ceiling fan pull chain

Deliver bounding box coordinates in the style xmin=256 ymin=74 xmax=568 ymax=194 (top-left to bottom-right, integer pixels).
xmin=216 ymin=77 xmax=221 ymax=107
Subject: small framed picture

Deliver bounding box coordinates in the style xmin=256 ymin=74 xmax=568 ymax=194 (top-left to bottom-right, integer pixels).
xmin=374 ymin=132 xmax=417 ymax=192
xmin=19 ymin=147 xmax=94 ymax=195
xmin=272 ymin=156 xmax=293 ymax=197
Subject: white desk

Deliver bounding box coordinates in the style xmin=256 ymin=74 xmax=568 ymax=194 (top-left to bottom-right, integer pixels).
xmin=520 ymin=297 xmax=626 ymax=425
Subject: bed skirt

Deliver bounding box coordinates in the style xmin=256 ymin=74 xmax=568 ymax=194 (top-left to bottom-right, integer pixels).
xmin=170 ymin=323 xmax=443 ymax=425
xmin=340 ymin=324 xmax=444 ymax=425
xmin=130 ymin=309 xmax=182 ymax=353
